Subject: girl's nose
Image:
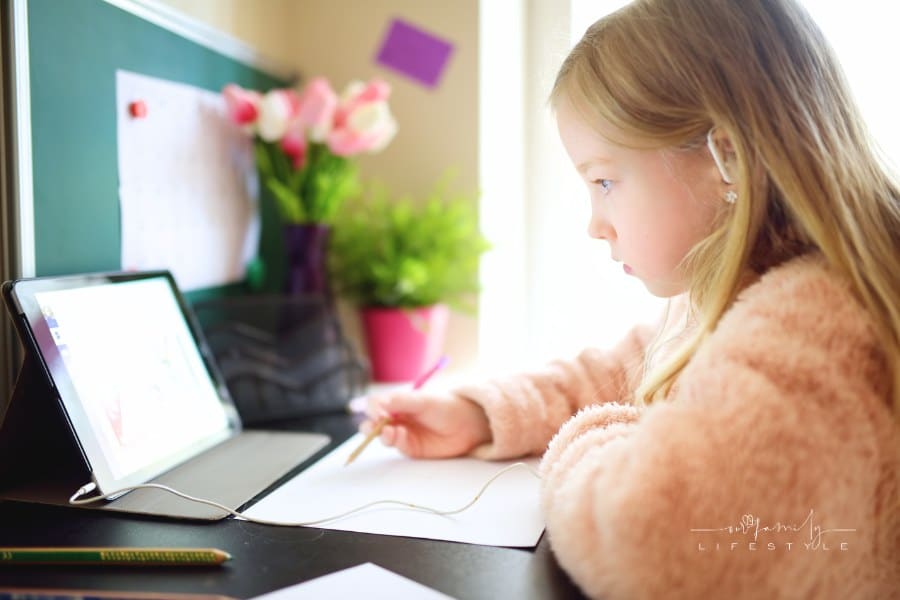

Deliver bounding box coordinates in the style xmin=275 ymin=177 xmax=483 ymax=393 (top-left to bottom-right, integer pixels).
xmin=588 ymin=212 xmax=615 ymax=241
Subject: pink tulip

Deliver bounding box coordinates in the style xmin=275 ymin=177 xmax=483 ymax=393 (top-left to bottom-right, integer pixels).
xmin=281 ymin=123 xmax=308 ymax=169
xmin=327 ymin=128 xmax=371 ymax=157
xmin=284 ymin=89 xmax=302 ymax=116
xmin=328 ymin=101 xmax=397 ymax=156
xmin=222 ymin=84 xmax=261 ymax=125
xmin=296 ymin=77 xmax=338 ymax=142
xmin=328 ymin=79 xmax=397 ymax=156
xmin=333 ymin=79 xmax=391 ymax=129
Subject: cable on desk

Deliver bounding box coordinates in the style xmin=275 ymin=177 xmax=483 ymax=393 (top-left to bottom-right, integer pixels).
xmin=68 ymin=462 xmax=542 ymax=527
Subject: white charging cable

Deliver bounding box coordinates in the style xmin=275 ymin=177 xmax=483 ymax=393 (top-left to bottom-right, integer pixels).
xmin=69 ymin=462 xmax=542 ymax=527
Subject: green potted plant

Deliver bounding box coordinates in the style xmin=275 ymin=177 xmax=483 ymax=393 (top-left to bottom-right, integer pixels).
xmin=328 ymin=178 xmax=490 ymax=382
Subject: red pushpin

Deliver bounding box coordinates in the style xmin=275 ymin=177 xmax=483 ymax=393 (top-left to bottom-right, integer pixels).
xmin=129 ymin=100 xmax=147 ymax=118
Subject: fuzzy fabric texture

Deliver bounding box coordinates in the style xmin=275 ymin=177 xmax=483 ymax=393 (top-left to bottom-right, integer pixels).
xmin=454 ymin=254 xmax=900 ymax=599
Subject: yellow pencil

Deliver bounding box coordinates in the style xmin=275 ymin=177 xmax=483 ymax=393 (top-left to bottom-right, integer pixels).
xmin=344 ymin=416 xmax=390 ymax=466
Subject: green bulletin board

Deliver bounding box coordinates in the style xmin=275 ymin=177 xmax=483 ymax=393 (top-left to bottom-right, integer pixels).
xmin=26 ymin=0 xmax=287 ymax=296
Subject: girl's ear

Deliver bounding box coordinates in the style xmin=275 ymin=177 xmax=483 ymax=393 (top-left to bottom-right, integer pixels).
xmin=706 ymin=128 xmax=737 ymax=184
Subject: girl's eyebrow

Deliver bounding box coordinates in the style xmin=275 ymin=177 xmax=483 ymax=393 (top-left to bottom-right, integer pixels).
xmin=577 ymin=156 xmax=614 ymax=174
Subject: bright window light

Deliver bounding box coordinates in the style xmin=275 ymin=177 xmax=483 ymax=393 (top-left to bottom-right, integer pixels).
xmin=480 ymin=0 xmax=899 ymax=370
xmin=799 ymin=1 xmax=900 ymax=170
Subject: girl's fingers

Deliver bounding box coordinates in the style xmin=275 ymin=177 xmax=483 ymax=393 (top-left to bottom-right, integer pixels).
xmin=380 ymin=423 xmax=397 ymax=447
xmin=359 ymin=419 xmax=375 ymax=435
xmin=391 ymin=425 xmax=412 ymax=456
xmin=360 ymin=412 xmax=393 ymax=435
xmin=380 ymin=392 xmax=427 ymax=417
xmin=393 ymin=425 xmax=427 ymax=458
xmin=366 ymin=393 xmax=421 ymax=422
xmin=365 ymin=395 xmax=391 ymax=420
xmin=378 ymin=423 xmax=421 ymax=457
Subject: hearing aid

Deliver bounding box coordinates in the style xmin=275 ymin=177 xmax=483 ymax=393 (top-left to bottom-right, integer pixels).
xmin=706 ymin=128 xmax=735 ymax=184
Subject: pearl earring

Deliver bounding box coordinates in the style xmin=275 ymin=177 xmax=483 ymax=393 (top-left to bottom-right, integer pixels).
xmin=724 ymin=190 xmax=737 ymax=204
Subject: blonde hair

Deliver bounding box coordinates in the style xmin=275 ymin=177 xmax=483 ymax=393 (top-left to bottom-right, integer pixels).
xmin=552 ymin=0 xmax=900 ymax=418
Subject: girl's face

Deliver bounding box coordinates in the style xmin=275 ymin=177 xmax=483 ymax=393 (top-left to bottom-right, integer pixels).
xmin=556 ymin=99 xmax=725 ymax=297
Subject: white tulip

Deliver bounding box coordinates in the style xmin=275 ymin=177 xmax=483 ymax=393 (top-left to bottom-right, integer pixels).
xmin=348 ymin=101 xmax=398 ymax=152
xmin=256 ymin=91 xmax=292 ymax=142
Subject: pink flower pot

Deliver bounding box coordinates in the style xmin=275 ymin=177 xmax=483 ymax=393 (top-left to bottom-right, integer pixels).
xmin=361 ymin=304 xmax=449 ymax=382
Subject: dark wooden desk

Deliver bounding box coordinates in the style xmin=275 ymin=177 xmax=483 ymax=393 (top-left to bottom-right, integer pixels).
xmin=0 ymin=413 xmax=585 ymax=599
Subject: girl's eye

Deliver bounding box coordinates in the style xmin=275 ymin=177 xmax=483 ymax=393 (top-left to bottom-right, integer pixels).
xmin=593 ymin=179 xmax=614 ymax=193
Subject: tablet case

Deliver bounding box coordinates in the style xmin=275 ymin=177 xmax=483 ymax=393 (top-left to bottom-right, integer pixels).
xmin=0 ymin=279 xmax=331 ymax=521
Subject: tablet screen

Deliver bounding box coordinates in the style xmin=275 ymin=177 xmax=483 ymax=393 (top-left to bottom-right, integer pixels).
xmin=5 ymin=272 xmax=239 ymax=494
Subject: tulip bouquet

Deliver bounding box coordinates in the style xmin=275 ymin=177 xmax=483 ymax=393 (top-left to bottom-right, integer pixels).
xmin=223 ymin=77 xmax=398 ymax=223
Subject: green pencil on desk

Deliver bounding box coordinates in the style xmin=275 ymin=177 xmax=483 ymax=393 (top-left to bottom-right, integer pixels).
xmin=0 ymin=547 xmax=231 ymax=566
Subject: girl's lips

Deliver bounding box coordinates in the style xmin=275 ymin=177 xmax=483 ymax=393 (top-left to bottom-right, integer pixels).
xmin=623 ymin=264 xmax=633 ymax=275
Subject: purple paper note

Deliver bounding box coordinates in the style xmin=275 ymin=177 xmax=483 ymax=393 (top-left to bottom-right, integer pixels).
xmin=375 ymin=18 xmax=455 ymax=88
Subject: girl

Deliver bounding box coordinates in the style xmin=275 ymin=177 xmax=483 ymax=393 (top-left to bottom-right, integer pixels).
xmin=363 ymin=0 xmax=900 ymax=597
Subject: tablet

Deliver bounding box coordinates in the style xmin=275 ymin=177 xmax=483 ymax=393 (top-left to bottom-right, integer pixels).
xmin=2 ymin=271 xmax=241 ymax=497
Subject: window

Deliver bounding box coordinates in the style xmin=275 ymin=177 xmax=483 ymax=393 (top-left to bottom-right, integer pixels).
xmin=799 ymin=1 xmax=900 ymax=170
xmin=517 ymin=0 xmax=664 ymax=366
xmin=478 ymin=1 xmax=662 ymax=372
xmin=478 ymin=0 xmax=898 ymax=372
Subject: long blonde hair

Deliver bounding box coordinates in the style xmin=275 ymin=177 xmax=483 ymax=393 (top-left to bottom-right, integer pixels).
xmin=552 ymin=0 xmax=900 ymax=418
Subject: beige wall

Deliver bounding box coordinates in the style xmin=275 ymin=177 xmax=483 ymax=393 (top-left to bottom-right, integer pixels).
xmin=158 ymin=0 xmax=478 ymax=194
xmin=159 ymin=0 xmax=297 ymax=64
xmin=285 ymin=1 xmax=479 ymax=197
xmin=155 ymin=0 xmax=481 ymax=374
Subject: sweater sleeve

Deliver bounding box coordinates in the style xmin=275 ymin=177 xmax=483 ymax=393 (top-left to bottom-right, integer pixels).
xmin=453 ymin=322 xmax=655 ymax=460
xmin=538 ymin=264 xmax=898 ymax=599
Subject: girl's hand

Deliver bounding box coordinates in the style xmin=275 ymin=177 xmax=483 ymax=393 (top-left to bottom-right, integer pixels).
xmin=362 ymin=391 xmax=492 ymax=459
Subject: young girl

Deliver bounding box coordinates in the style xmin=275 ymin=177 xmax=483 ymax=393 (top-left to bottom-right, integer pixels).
xmin=363 ymin=0 xmax=900 ymax=597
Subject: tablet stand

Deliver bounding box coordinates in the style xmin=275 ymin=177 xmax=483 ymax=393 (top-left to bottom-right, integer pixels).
xmin=0 ymin=354 xmax=90 ymax=489
xmin=0 ymin=351 xmax=331 ymax=521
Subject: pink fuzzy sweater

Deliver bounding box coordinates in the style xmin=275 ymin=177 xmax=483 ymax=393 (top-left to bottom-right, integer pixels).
xmin=455 ymin=254 xmax=900 ymax=599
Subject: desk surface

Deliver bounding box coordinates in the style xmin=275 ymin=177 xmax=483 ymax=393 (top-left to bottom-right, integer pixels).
xmin=0 ymin=413 xmax=585 ymax=600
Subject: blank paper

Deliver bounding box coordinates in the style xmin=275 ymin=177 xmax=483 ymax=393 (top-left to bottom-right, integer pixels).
xmin=243 ymin=434 xmax=544 ymax=547
xmin=249 ymin=563 xmax=453 ymax=600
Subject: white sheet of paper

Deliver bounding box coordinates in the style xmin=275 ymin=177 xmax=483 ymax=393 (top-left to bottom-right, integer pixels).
xmin=117 ymin=70 xmax=259 ymax=291
xmin=243 ymin=434 xmax=545 ymax=547
xmin=249 ymin=563 xmax=454 ymax=600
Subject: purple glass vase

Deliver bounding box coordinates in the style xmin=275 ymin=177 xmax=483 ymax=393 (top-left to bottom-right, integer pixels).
xmin=283 ymin=223 xmax=331 ymax=296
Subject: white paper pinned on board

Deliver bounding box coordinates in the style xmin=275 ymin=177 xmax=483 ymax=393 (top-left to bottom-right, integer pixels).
xmin=243 ymin=433 xmax=545 ymax=548
xmin=249 ymin=563 xmax=454 ymax=600
xmin=116 ymin=70 xmax=259 ymax=291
